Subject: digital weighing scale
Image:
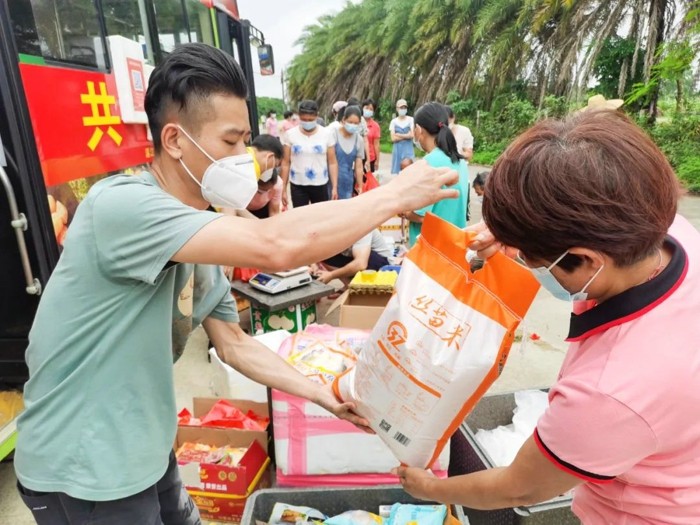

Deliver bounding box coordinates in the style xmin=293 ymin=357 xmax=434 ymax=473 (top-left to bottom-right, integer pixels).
xmin=249 ymin=267 xmax=313 ymax=294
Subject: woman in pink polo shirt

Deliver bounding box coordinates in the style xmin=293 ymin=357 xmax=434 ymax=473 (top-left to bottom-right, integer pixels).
xmin=396 ymin=110 xmax=700 ymax=524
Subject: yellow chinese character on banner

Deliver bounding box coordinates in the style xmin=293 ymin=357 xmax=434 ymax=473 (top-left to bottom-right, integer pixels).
xmin=81 ymin=81 xmax=123 ymax=151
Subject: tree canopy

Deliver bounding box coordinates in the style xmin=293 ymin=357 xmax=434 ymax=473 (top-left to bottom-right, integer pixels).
xmin=286 ymin=0 xmax=700 ymax=116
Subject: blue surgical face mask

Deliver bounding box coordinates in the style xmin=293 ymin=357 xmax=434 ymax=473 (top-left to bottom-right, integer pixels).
xmin=363 ymin=109 xmax=374 ymax=119
xmin=300 ymin=120 xmax=317 ymax=131
xmin=398 ymin=108 xmax=408 ymax=117
xmin=344 ymin=123 xmax=360 ymax=134
xmin=523 ymin=251 xmax=604 ymax=302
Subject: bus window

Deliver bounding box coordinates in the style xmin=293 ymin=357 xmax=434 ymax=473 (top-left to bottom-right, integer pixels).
xmin=23 ymin=0 xmax=106 ymax=69
xmin=185 ymin=0 xmax=215 ymax=47
xmin=102 ymin=0 xmax=156 ymax=65
xmin=153 ymin=0 xmax=189 ymax=54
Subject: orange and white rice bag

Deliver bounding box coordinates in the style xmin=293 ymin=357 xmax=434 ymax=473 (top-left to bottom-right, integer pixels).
xmin=334 ymin=213 xmax=540 ymax=468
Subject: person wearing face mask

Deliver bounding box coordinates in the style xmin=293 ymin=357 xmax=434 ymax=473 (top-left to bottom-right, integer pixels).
xmin=333 ymin=105 xmax=365 ymax=199
xmin=346 ymin=97 xmax=371 ymax=166
xmin=13 ymin=43 xmax=461 ymax=524
xmin=390 ymin=98 xmax=415 ymax=174
xmin=227 ymin=134 xmax=283 ymax=219
xmin=403 ymin=102 xmax=469 ymax=246
xmin=265 ymin=110 xmax=279 ymax=137
xmin=280 ymin=99 xmax=339 ymax=207
xmin=395 ymin=110 xmax=700 ymax=525
xmin=363 ymin=98 xmax=381 ymax=172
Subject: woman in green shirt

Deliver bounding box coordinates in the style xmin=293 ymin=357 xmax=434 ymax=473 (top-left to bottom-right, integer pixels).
xmin=404 ymin=102 xmax=469 ymax=246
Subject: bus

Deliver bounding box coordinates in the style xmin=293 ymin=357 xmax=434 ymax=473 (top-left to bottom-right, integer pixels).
xmin=0 ymin=0 xmax=273 ymax=459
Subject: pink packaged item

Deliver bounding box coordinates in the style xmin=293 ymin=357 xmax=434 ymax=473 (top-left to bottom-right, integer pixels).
xmin=272 ymin=325 xmax=450 ymax=478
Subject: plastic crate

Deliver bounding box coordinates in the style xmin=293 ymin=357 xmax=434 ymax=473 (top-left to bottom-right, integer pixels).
xmin=241 ymin=486 xmax=469 ymax=524
xmin=449 ymin=391 xmax=578 ymax=525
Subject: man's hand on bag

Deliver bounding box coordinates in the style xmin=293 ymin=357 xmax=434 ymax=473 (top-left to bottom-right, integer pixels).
xmin=466 ymin=221 xmax=518 ymax=260
xmin=314 ymin=384 xmax=374 ymax=434
xmin=392 ymin=466 xmax=438 ymax=501
xmin=388 ymin=160 xmax=458 ymax=213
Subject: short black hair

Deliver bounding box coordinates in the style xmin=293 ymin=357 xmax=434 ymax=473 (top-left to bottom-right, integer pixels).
xmin=283 ymin=110 xmax=293 ymax=119
xmin=298 ymin=100 xmax=318 ymax=115
xmin=252 ymin=134 xmax=283 ymax=159
xmin=473 ymin=171 xmax=489 ymax=188
xmin=347 ymin=97 xmax=361 ymax=107
xmin=145 ymin=43 xmax=248 ymax=152
xmin=445 ymin=105 xmax=455 ymax=119
xmin=362 ymin=98 xmax=376 ymax=110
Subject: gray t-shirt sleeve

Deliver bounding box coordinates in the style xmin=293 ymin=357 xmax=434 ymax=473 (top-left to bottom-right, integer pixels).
xmin=91 ymin=177 xmax=222 ymax=284
xmin=193 ymin=265 xmax=239 ymax=324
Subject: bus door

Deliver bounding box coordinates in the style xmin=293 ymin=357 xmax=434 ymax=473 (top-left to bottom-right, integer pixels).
xmin=0 ymin=0 xmax=55 ymax=385
xmin=0 ymin=0 xmax=159 ymax=382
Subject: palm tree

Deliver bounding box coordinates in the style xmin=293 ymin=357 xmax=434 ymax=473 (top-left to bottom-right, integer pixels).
xmin=286 ymin=0 xmax=698 ymax=119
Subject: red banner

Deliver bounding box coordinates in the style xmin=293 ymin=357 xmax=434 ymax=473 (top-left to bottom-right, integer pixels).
xmin=19 ymin=63 xmax=154 ymax=187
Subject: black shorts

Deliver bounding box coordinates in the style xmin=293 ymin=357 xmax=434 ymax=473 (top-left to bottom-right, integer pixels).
xmin=17 ymin=451 xmax=200 ymax=525
xmin=290 ymin=182 xmax=330 ymax=208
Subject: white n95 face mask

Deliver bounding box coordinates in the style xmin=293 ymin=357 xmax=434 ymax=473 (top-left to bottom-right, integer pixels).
xmin=178 ymin=126 xmax=258 ymax=209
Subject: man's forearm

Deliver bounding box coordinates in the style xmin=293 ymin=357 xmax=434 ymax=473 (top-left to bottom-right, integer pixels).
xmin=211 ymin=322 xmax=322 ymax=403
xmin=257 ymin=186 xmax=399 ymax=270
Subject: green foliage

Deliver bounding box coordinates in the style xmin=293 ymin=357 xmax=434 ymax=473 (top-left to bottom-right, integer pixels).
xmin=626 ymin=40 xmax=695 ymax=107
xmin=475 ymin=95 xmax=537 ymax=157
xmin=677 ymin=157 xmax=700 ymax=192
xmin=648 ymin=115 xmax=700 ymax=192
xmin=256 ymin=97 xmax=285 ymax=118
xmin=593 ymin=37 xmax=645 ymax=100
xmin=286 ymin=0 xmax=698 ymax=123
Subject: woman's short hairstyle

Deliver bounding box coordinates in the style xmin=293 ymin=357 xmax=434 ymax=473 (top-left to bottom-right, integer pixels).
xmin=483 ymin=111 xmax=681 ymax=270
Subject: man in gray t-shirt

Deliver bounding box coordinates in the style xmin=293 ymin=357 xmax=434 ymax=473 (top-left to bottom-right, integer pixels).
xmin=15 ymin=43 xmax=458 ymax=524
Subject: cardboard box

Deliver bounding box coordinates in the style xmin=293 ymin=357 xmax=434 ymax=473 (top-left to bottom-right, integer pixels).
xmin=326 ymin=290 xmax=392 ymax=330
xmin=188 ymin=459 xmax=271 ymax=523
xmin=250 ymin=301 xmax=317 ymax=334
xmin=175 ymin=398 xmax=272 ymax=522
xmin=179 ymin=397 xmax=270 ymax=452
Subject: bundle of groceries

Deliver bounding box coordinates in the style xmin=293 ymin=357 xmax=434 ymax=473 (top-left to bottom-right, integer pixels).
xmin=263 ymin=502 xmax=453 ymax=525
xmin=178 ymin=399 xmax=268 ymax=431
xmin=175 ymin=442 xmax=248 ymax=467
xmin=278 ymin=325 xmax=369 ymax=385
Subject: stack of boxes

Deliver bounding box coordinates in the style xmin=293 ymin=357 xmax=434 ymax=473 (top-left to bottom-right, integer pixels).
xmin=175 ymin=398 xmax=272 ymax=523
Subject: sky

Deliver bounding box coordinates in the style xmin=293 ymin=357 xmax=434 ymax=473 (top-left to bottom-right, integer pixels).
xmin=237 ymin=0 xmax=356 ymax=100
